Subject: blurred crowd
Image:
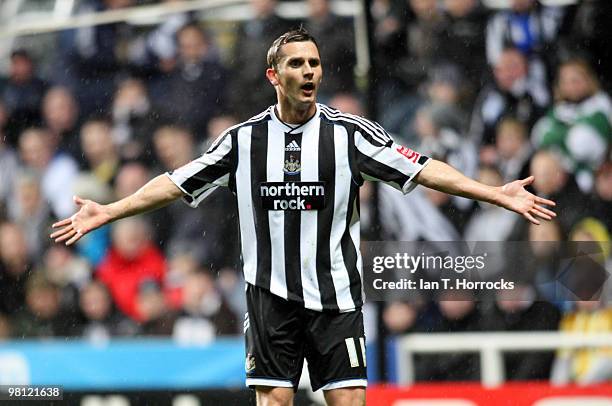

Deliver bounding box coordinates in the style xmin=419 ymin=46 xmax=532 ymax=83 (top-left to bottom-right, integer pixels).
xmin=0 ymin=0 xmax=611 ymax=385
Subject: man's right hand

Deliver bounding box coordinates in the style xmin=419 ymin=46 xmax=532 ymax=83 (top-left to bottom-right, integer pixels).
xmin=50 ymin=195 xmax=111 ymax=246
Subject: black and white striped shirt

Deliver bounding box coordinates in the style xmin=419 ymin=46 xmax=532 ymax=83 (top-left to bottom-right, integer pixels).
xmin=167 ymin=103 xmax=430 ymax=312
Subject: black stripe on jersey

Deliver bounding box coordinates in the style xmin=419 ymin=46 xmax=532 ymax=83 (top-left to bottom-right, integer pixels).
xmin=356 ymin=149 xmax=410 ymax=190
xmin=251 ymin=123 xmax=272 ymax=290
xmin=228 ymin=130 xmax=238 ymax=193
xmin=320 ymin=105 xmax=392 ymax=147
xmin=316 ymin=120 xmax=338 ymax=309
xmin=180 ymin=149 xmax=232 ymax=195
xmin=284 ymin=132 xmax=303 ymax=303
xmin=341 ymin=181 xmax=362 ymax=308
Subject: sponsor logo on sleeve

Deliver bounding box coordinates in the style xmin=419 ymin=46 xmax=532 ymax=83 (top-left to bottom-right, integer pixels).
xmin=397 ymin=146 xmax=421 ymax=164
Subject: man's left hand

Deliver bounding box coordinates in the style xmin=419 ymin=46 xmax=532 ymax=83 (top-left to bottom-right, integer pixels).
xmin=499 ymin=176 xmax=556 ymax=225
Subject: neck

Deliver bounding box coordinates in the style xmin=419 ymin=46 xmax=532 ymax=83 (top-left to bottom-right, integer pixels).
xmin=276 ymin=99 xmax=316 ymax=124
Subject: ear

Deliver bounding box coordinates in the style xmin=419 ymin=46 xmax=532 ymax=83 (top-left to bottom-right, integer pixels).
xmin=266 ymin=68 xmax=279 ymax=86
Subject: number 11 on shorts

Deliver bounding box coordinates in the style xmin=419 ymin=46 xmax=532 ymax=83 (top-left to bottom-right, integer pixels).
xmin=345 ymin=337 xmax=366 ymax=368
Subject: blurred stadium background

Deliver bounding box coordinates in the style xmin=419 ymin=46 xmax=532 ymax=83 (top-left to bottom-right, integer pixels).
xmin=0 ymin=0 xmax=611 ymax=404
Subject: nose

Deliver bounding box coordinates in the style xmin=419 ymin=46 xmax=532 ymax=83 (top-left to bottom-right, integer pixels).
xmin=303 ymin=63 xmax=314 ymax=78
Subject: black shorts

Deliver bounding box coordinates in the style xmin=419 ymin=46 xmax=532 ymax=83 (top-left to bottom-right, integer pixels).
xmin=244 ymin=283 xmax=367 ymax=392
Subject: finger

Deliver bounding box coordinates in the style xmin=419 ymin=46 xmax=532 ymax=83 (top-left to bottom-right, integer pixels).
xmin=524 ymin=211 xmax=540 ymax=225
xmin=534 ymin=204 xmax=556 ymax=218
xmin=520 ymin=176 xmax=535 ymax=186
xmin=73 ymin=195 xmax=86 ymax=206
xmin=50 ymin=226 xmax=71 ymax=239
xmin=535 ymin=196 xmax=556 ymax=207
xmin=65 ymin=231 xmax=83 ymax=246
xmin=531 ymin=207 xmax=552 ymax=221
xmin=55 ymin=229 xmax=76 ymax=243
xmin=51 ymin=218 xmax=72 ymax=229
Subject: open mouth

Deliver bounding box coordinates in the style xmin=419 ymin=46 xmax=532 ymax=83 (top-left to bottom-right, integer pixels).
xmin=301 ymin=82 xmax=315 ymax=91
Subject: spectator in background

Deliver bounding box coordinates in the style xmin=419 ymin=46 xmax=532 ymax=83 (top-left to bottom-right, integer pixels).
xmin=0 ymin=313 xmax=11 ymax=341
xmin=72 ymin=280 xmax=137 ymax=340
xmin=484 ymin=282 xmax=561 ymax=380
xmin=370 ymin=0 xmax=409 ymax=100
xmin=470 ymin=48 xmax=549 ymax=146
xmin=532 ymin=59 xmax=612 ymax=192
xmin=382 ymin=300 xmax=426 ymax=335
xmin=55 ymin=0 xmax=133 ymax=118
xmin=527 ymin=150 xmax=589 ymax=233
xmin=11 ymin=272 xmax=73 ymax=338
xmin=486 ymin=0 xmax=564 ymax=83
xmin=397 ymin=0 xmax=448 ymax=91
xmin=164 ymin=252 xmax=199 ymax=309
xmin=438 ymin=0 xmax=488 ymax=90
xmin=111 ymin=78 xmax=158 ymax=162
xmin=136 ymin=279 xmax=177 ymax=335
xmin=97 ymin=217 xmax=166 ymax=321
xmin=173 ymin=270 xmax=238 ymax=344
xmin=127 ymin=0 xmax=191 ymax=75
xmin=0 ymin=101 xmax=19 ymax=217
xmin=522 ymin=219 xmax=565 ymax=304
xmin=304 ymin=0 xmax=356 ymax=98
xmin=204 ymin=115 xmax=239 ymax=151
xmin=228 ymin=0 xmax=292 ymax=119
xmin=154 ymin=23 xmax=226 ymax=138
xmin=559 ymin=0 xmax=612 ymax=92
xmin=491 ymin=117 xmax=532 ymax=182
xmin=0 ymin=50 xmax=48 ymax=145
xmin=552 ymin=302 xmax=612 ymax=385
xmin=552 ymin=235 xmax=612 ymax=388
xmin=0 ymin=223 xmax=33 ymax=315
xmin=378 ymin=184 xmax=462 ymax=242
xmin=464 ymin=166 xmax=520 ymax=242
xmin=18 ymin=128 xmax=78 ymax=219
xmin=43 ymin=245 xmax=91 ymax=309
xmin=590 ymin=162 xmax=612 ymax=232
xmin=41 ymin=86 xmax=81 ymax=160
xmin=7 ymin=171 xmax=53 ymax=261
xmin=415 ymin=290 xmax=482 ymax=381
xmin=113 ymin=161 xmax=151 ymax=200
xmin=80 ymin=119 xmax=121 ymax=186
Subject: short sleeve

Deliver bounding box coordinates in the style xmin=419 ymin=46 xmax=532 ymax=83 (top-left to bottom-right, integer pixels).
xmin=354 ymin=126 xmax=430 ymax=194
xmin=166 ymin=132 xmax=233 ymax=207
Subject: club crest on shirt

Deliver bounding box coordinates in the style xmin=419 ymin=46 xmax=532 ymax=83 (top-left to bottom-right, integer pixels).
xmin=245 ymin=353 xmax=256 ymax=373
xmin=284 ymin=155 xmax=301 ymax=175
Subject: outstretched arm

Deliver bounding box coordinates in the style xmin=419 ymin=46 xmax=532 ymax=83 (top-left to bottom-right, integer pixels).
xmin=413 ymin=159 xmax=556 ymax=225
xmin=50 ymin=174 xmax=184 ymax=246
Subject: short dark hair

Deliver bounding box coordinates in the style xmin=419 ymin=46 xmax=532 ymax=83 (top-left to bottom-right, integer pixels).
xmin=267 ymin=27 xmax=318 ymax=69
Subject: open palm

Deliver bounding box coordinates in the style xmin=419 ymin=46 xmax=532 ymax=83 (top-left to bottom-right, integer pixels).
xmin=50 ymin=196 xmax=111 ymax=246
xmin=500 ymin=176 xmax=556 ymax=225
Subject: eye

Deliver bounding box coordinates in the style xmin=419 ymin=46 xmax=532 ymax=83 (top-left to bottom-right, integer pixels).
xmin=309 ymin=59 xmax=320 ymax=67
xmin=289 ymin=59 xmax=301 ymax=68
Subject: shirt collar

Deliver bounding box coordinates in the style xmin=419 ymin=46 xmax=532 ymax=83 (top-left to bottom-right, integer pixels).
xmin=269 ymin=103 xmax=320 ymax=134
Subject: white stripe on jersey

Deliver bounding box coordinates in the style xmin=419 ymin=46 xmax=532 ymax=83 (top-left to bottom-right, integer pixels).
xmin=236 ymin=126 xmax=257 ymax=285
xmin=320 ymin=104 xmax=392 ymax=146
xmin=299 ymin=117 xmax=322 ymax=311
xmin=329 ymin=124 xmax=356 ymax=311
xmin=266 ymin=121 xmax=288 ymax=300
